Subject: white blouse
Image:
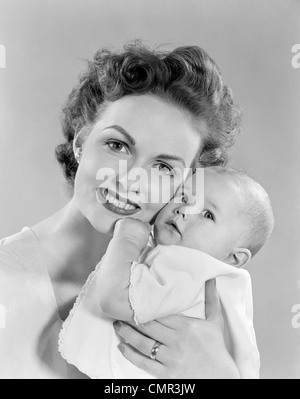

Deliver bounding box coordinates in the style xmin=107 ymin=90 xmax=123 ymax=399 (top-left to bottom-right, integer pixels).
xmin=0 ymin=227 xmax=86 ymax=379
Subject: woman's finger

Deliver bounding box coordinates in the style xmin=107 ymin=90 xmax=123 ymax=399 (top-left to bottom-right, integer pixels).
xmin=118 ymin=343 xmax=166 ymax=377
xmin=126 ymin=320 xmax=173 ymax=346
xmin=205 ymin=279 xmax=224 ymax=327
xmin=155 ymin=314 xmax=185 ymax=330
xmin=114 ymin=322 xmax=169 ymax=364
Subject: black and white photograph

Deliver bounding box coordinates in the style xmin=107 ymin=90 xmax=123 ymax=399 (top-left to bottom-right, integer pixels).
xmin=0 ymin=0 xmax=299 ymax=381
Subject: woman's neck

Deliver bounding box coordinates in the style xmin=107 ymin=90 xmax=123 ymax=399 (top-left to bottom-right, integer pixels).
xmin=31 ymin=197 xmax=112 ymax=287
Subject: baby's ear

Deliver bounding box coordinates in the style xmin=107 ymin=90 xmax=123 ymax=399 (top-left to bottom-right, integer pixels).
xmin=227 ymin=248 xmax=252 ymax=268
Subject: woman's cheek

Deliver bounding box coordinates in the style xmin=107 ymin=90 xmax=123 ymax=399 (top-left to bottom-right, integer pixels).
xmin=132 ymin=176 xmax=177 ymax=223
xmin=146 ymin=174 xmax=175 ymax=205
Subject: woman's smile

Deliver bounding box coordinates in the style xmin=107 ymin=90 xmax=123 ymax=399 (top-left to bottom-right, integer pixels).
xmin=96 ymin=187 xmax=141 ymax=216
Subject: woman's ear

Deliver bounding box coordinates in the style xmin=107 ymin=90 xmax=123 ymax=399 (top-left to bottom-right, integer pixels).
xmin=73 ymin=127 xmax=91 ymax=163
xmin=73 ymin=132 xmax=83 ymax=162
xmin=227 ymin=248 xmax=252 ymax=268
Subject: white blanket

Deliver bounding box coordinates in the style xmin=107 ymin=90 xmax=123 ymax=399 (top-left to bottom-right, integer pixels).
xmin=59 ymin=245 xmax=260 ymax=379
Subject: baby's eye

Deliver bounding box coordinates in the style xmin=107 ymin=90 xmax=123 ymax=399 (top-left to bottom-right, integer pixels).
xmin=153 ymin=162 xmax=175 ymax=177
xmin=201 ymin=210 xmax=215 ymax=221
xmin=106 ymin=140 xmax=129 ymax=155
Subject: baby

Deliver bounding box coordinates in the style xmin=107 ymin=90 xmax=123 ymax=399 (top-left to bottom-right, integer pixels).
xmin=59 ymin=166 xmax=274 ymax=379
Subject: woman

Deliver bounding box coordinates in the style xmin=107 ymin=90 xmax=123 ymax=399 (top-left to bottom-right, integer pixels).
xmin=0 ymin=42 xmax=241 ymax=379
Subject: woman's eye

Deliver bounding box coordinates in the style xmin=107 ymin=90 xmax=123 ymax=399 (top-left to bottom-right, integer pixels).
xmin=153 ymin=163 xmax=174 ymax=177
xmin=202 ymin=210 xmax=215 ymax=221
xmin=106 ymin=140 xmax=129 ymax=154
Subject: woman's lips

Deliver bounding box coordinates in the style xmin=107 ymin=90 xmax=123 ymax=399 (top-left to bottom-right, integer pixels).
xmin=96 ymin=187 xmax=141 ymax=216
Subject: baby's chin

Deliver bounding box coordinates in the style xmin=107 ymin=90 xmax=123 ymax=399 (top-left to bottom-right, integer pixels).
xmin=153 ymin=225 xmax=180 ymax=246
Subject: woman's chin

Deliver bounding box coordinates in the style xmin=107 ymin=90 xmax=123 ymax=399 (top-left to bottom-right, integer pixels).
xmin=81 ymin=194 xmax=158 ymax=235
xmin=88 ymin=209 xmax=146 ymax=237
xmin=87 ymin=210 xmax=119 ymax=237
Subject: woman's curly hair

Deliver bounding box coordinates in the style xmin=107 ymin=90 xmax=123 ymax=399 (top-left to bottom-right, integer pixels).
xmin=56 ymin=41 xmax=242 ymax=186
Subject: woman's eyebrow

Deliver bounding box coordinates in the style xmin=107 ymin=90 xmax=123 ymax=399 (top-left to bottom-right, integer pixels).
xmin=103 ymin=125 xmax=136 ymax=146
xmin=156 ymin=154 xmax=186 ymax=167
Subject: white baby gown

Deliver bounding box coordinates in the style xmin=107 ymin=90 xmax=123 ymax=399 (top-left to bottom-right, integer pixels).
xmin=59 ymin=245 xmax=260 ymax=379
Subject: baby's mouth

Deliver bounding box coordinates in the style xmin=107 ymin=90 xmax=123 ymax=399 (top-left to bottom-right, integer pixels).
xmin=166 ymin=220 xmax=181 ymax=236
xmin=96 ymin=187 xmax=141 ymax=215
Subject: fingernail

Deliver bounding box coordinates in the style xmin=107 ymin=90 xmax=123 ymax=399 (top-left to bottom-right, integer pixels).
xmin=113 ymin=321 xmax=121 ymax=331
xmin=118 ymin=344 xmax=125 ymax=354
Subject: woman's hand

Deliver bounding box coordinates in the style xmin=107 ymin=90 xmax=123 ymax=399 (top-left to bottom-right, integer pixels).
xmin=113 ymin=279 xmax=240 ymax=379
xmin=114 ymin=218 xmax=152 ymax=249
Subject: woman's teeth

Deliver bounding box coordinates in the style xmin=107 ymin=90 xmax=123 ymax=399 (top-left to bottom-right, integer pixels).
xmin=105 ymin=191 xmax=137 ymax=210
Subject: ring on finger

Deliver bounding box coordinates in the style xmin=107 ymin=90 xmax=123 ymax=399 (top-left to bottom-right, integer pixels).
xmin=150 ymin=341 xmax=162 ymax=361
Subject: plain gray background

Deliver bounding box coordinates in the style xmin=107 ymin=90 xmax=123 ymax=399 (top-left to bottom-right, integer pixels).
xmin=0 ymin=0 xmax=299 ymax=379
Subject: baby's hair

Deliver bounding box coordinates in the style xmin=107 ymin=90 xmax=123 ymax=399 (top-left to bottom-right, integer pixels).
xmin=208 ymin=166 xmax=275 ymax=257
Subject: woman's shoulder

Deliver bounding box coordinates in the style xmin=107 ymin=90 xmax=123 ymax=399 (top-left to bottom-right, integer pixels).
xmin=0 ymin=227 xmax=41 ymax=276
xmin=0 ymin=228 xmax=74 ymax=379
xmin=0 ymin=226 xmax=57 ymax=323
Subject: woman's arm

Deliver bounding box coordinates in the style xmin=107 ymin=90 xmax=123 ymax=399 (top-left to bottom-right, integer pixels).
xmin=97 ymin=218 xmax=151 ymax=321
xmin=114 ymin=279 xmax=241 ymax=379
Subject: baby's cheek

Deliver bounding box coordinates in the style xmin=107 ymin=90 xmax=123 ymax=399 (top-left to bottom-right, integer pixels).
xmin=154 ymin=227 xmax=173 ymax=246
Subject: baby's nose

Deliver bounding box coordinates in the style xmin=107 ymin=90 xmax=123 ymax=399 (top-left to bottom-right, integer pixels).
xmin=175 ymin=201 xmax=204 ymax=219
xmin=175 ymin=208 xmax=187 ymax=220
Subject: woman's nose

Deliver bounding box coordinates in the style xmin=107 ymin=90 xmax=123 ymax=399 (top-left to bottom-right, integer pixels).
xmin=117 ymin=161 xmax=148 ymax=195
xmin=118 ymin=173 xmax=140 ymax=194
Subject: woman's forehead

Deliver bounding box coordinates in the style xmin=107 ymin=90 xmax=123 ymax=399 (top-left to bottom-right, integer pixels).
xmin=96 ymin=95 xmax=196 ymax=133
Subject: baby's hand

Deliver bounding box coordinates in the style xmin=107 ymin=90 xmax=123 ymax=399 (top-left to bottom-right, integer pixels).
xmin=114 ymin=218 xmax=152 ymax=249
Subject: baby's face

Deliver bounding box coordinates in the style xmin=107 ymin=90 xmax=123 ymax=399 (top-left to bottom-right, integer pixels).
xmin=154 ymin=169 xmax=247 ymax=262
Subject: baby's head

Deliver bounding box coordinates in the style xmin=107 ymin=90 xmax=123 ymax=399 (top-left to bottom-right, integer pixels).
xmin=154 ymin=166 xmax=274 ymax=268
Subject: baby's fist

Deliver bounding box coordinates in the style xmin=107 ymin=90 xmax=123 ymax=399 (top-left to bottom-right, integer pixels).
xmin=114 ymin=218 xmax=151 ymax=249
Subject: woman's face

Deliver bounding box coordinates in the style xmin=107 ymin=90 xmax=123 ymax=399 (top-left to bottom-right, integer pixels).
xmin=74 ymin=94 xmax=202 ymax=235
